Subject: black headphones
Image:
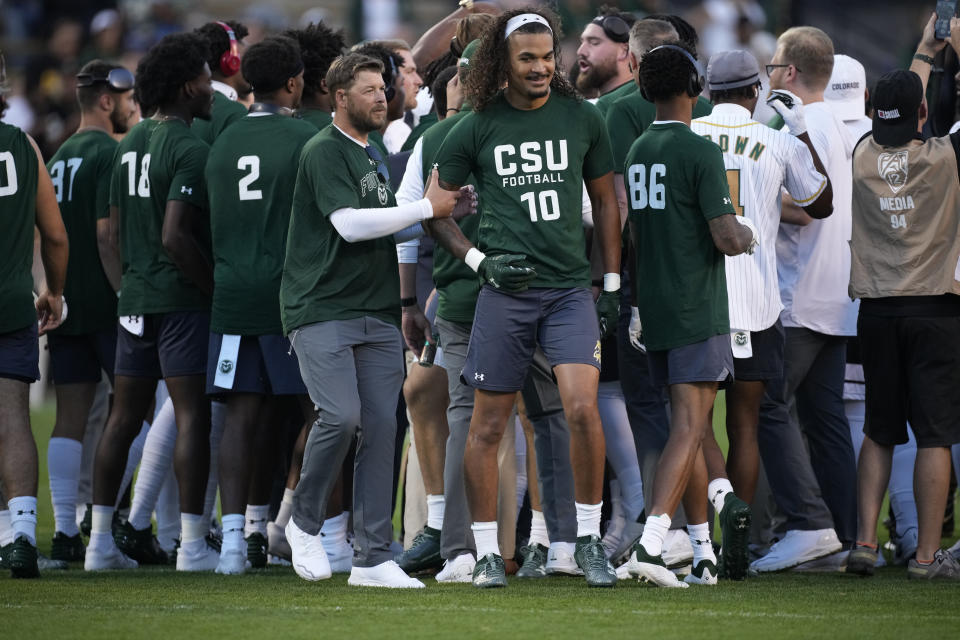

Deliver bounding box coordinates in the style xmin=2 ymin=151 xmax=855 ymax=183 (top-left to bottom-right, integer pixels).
xmin=639 ymin=44 xmax=705 ymax=102
xmin=382 ymin=54 xmax=398 ymax=102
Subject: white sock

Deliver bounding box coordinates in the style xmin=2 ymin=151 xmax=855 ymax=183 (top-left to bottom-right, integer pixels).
xmin=155 ymin=469 xmax=180 ymax=552
xmin=471 ymin=521 xmax=499 ymax=558
xmin=75 ymin=504 xmax=87 ymax=532
xmin=48 ymin=437 xmax=82 ymax=536
xmin=528 ymin=509 xmax=550 ymax=548
xmin=128 ymin=398 xmax=177 ymax=530
xmin=275 ymin=488 xmax=295 ymax=528
xmin=0 ymin=510 xmax=13 ymax=546
xmin=181 ymin=512 xmax=207 ymax=552
xmin=221 ymin=513 xmax=245 ymax=552
xmin=426 ymin=494 xmax=445 ymax=531
xmin=708 ymin=478 xmax=734 ymax=515
xmin=551 ymin=540 xmax=575 ymax=556
xmin=7 ymin=496 xmax=37 ymax=545
xmin=575 ymin=501 xmax=602 ymax=539
xmin=320 ymin=511 xmax=349 ymax=545
xmin=116 ymin=421 xmax=150 ymax=508
xmin=89 ymin=505 xmax=114 ymax=550
xmin=202 ymin=401 xmax=227 ymax=524
xmin=244 ymin=504 xmax=269 ymax=537
xmin=687 ymin=522 xmax=716 ymax=565
xmin=639 ymin=513 xmax=671 ymax=557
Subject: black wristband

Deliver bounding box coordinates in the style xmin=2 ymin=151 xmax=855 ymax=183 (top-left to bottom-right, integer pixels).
xmin=400 ymin=297 xmax=417 ymax=308
xmin=914 ymin=53 xmax=935 ymax=65
xmin=446 ymin=108 xmax=460 ymax=113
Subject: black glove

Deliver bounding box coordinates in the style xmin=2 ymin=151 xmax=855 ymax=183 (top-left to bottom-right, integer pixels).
xmin=596 ymin=290 xmax=620 ymax=340
xmin=477 ymin=254 xmax=537 ymax=293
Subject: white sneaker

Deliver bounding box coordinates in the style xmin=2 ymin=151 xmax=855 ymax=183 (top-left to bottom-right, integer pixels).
xmin=176 ymin=540 xmax=220 ymax=571
xmin=267 ymin=521 xmax=291 ymax=561
xmin=285 ymin=519 xmax=331 ymax=581
xmin=792 ymin=549 xmax=848 ymax=572
xmin=436 ymin=553 xmax=476 ymax=583
xmin=662 ymin=529 xmax=694 ymax=568
xmin=215 ymin=547 xmax=250 ymax=575
xmin=750 ymin=528 xmax=841 ymax=573
xmin=84 ymin=542 xmax=138 ymax=571
xmin=348 ymin=560 xmax=425 ymax=588
xmin=546 ymin=543 xmax=584 ymax=576
xmin=615 ymin=561 xmax=633 ymax=580
xmin=268 ymin=554 xmax=292 ymax=566
xmin=627 ymin=547 xmax=688 ymax=588
xmin=323 ymin=539 xmax=354 ymax=573
xmin=683 ymin=559 xmax=718 ymax=585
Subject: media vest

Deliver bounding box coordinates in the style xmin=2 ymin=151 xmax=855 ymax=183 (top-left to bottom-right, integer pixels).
xmin=849 ymin=135 xmax=960 ymax=299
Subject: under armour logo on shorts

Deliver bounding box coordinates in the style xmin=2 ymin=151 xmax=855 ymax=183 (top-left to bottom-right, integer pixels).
xmin=474 ymin=372 xmax=485 ymax=382
xmin=181 ymin=186 xmax=193 ymax=195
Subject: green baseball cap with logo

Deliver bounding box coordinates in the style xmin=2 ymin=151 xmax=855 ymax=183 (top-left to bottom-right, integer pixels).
xmin=458 ymin=39 xmax=480 ymax=70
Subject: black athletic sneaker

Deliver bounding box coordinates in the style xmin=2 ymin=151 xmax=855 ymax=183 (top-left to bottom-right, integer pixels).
xmin=50 ymin=532 xmax=85 ymax=562
xmin=472 ymin=553 xmax=508 ymax=588
xmin=574 ymin=535 xmax=617 ymax=587
xmin=394 ymin=526 xmax=442 ymax=574
xmin=515 ymin=543 xmax=549 ymax=578
xmin=80 ymin=504 xmax=92 ymax=538
xmin=114 ymin=520 xmax=170 ymax=565
xmin=247 ymin=532 xmax=268 ymax=568
xmin=8 ymin=537 xmax=40 ymax=578
xmin=718 ymin=493 xmax=752 ymax=580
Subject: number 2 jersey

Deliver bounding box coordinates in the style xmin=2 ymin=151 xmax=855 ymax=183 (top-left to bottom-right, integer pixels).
xmin=435 ymin=91 xmax=614 ymax=289
xmin=692 ymin=104 xmax=826 ymax=332
xmin=205 ymin=112 xmax=318 ymax=335
xmin=47 ymin=129 xmax=118 ymax=334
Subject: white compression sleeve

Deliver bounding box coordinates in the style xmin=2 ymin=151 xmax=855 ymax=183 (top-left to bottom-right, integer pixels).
xmin=330 ymin=199 xmax=433 ymax=243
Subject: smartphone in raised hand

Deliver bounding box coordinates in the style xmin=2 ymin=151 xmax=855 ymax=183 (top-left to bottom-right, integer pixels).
xmin=936 ymin=0 xmax=959 ymax=40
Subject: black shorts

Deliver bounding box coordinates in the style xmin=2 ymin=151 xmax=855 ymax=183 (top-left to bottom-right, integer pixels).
xmin=732 ymin=319 xmax=785 ymax=382
xmin=0 ymin=324 xmax=40 ymax=383
xmin=647 ymin=333 xmax=734 ymax=389
xmin=206 ymin=332 xmax=307 ymax=396
xmin=115 ymin=311 xmax=209 ymax=379
xmin=462 ymin=286 xmax=600 ymax=392
xmin=859 ymin=313 xmax=960 ymax=448
xmin=47 ymin=328 xmax=118 ymax=385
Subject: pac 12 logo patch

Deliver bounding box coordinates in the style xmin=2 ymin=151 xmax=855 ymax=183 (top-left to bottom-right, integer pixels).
xmin=878 ymin=150 xmax=909 ymax=194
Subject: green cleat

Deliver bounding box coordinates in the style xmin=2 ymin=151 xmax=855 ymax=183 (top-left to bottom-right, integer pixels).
xmin=684 ymin=558 xmax=718 ymax=585
xmin=846 ymin=544 xmax=878 ymax=577
xmin=80 ymin=504 xmax=92 ymax=538
xmin=515 ymin=543 xmax=548 ymax=578
xmin=627 ymin=542 xmax=688 ymax=588
xmin=51 ymin=532 xmax=85 ymax=562
xmin=247 ymin=532 xmax=268 ymax=568
xmin=114 ymin=520 xmax=170 ymax=565
xmin=0 ymin=543 xmax=9 ymax=569
xmin=575 ymin=535 xmax=617 ymax=587
xmin=718 ymin=493 xmax=751 ymax=580
xmin=8 ymin=537 xmax=40 ymax=579
xmin=472 ymin=553 xmax=507 ymax=588
xmin=394 ymin=526 xmax=442 ymax=574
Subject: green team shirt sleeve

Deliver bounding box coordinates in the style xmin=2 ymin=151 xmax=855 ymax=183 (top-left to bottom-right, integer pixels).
xmin=582 ymin=102 xmax=615 ymax=180
xmin=435 ymin=115 xmax=476 ymax=188
xmin=312 ymin=139 xmax=363 ymax=216
xmin=166 ymin=137 xmax=208 ymax=208
xmin=697 ymin=143 xmax=736 ymax=220
xmin=96 ymin=143 xmax=114 ymax=220
xmin=606 ymin=97 xmax=640 ymax=173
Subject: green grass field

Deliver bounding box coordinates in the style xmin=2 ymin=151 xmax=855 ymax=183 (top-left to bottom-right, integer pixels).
xmin=4 ymin=399 xmax=960 ymax=639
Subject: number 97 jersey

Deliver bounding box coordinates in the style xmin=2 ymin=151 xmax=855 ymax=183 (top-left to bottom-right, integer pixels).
xmin=204 ymin=113 xmax=318 ymax=336
xmin=435 ymin=92 xmax=614 ymax=289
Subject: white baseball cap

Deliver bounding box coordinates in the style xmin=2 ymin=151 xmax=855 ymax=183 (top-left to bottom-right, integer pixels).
xmin=825 ymin=54 xmax=867 ymax=121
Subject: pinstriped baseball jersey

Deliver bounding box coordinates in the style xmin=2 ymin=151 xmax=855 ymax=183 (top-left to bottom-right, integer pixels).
xmin=692 ymin=103 xmax=827 ymax=331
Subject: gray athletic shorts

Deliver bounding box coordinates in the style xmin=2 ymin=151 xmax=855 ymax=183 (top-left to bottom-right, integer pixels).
xmin=647 ymin=333 xmax=734 ymax=388
xmin=462 ymin=285 xmax=600 ymax=392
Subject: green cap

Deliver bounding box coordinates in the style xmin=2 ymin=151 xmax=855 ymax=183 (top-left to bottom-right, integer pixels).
xmin=458 ymin=39 xmax=480 ymax=69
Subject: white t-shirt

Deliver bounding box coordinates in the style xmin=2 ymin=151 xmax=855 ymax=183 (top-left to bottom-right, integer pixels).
xmin=383 ymin=118 xmax=412 ymax=154
xmin=776 ymin=101 xmax=859 ymax=336
xmin=692 ymin=104 xmax=827 ymax=332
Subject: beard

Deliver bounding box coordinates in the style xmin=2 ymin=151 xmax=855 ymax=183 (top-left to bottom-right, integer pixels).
xmin=576 ymin=57 xmax=617 ymax=93
xmin=347 ymin=101 xmax=387 ymax=133
xmin=109 ymin=105 xmax=130 ymax=134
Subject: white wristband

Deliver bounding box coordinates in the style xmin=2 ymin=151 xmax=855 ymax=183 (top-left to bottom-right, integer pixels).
xmin=465 ymin=248 xmax=486 ymax=272
xmin=603 ymin=273 xmax=621 ymax=292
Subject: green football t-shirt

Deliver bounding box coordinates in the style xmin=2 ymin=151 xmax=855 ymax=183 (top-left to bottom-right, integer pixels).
xmin=47 ymin=129 xmax=118 ymax=334
xmin=401 ymin=112 xmax=438 ymax=152
xmin=191 ymin=91 xmax=246 ymax=145
xmin=595 ymin=80 xmax=635 ymax=117
xmin=435 ymin=92 xmax=614 ymax=289
xmin=0 ymin=123 xmax=39 ymax=333
xmin=626 ymin=121 xmax=735 ymax=351
xmin=607 ymin=93 xmax=713 ymax=171
xmin=280 ymin=125 xmax=401 ymax=334
xmin=117 ymin=118 xmax=210 ymax=315
xmin=206 ymin=113 xmax=318 ymax=335
xmin=300 ymin=108 xmax=332 ymax=131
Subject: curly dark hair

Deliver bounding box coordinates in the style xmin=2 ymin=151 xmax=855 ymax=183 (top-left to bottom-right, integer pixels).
xmin=466 ymin=7 xmax=577 ymax=112
xmin=242 ymin=36 xmax=302 ymax=98
xmin=420 ymin=13 xmax=495 ymax=97
xmin=195 ymin=20 xmax=249 ymax=77
xmin=135 ymin=33 xmax=209 ymax=111
xmin=283 ymin=21 xmax=346 ymax=99
xmin=643 ymin=14 xmax=699 ymax=51
xmin=351 ymin=42 xmax=403 ymax=92
xmin=638 ymin=40 xmax=699 ymax=102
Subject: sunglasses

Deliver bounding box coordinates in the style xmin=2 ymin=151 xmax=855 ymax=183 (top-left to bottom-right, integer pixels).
xmin=365 ymin=144 xmax=391 ymax=184
xmin=76 ymin=67 xmax=135 ymax=91
xmin=591 ymin=15 xmax=631 ymax=44
xmin=765 ymin=63 xmax=802 ymax=76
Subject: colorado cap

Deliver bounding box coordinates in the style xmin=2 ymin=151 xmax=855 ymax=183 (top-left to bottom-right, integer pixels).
xmin=825 ymin=54 xmax=867 ymax=121
xmin=706 ymin=50 xmax=761 ymax=91
xmin=871 ymin=69 xmax=922 ymax=147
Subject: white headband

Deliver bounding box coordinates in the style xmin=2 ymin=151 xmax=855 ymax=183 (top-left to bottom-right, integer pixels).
xmin=504 ymin=13 xmax=552 ymax=39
